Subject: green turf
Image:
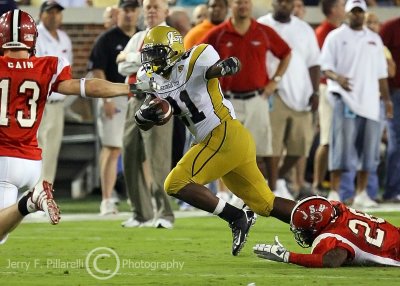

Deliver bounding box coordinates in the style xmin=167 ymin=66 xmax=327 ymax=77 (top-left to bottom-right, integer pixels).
xmin=56 ymin=195 xmax=180 ymax=213
xmin=1 ymin=213 xmax=400 ymax=286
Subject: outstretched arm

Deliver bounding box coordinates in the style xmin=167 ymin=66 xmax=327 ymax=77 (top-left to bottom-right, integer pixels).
xmin=56 ymin=78 xmax=159 ymax=99
xmin=205 ymin=57 xmax=241 ymax=80
xmin=253 ymin=236 xmax=348 ymax=268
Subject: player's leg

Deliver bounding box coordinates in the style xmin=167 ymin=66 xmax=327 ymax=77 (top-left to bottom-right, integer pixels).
xmin=165 ymin=120 xmax=255 ymax=254
xmin=0 ymin=158 xmax=60 ymax=243
xmin=221 ymin=120 xmax=296 ymax=223
xmin=0 ymin=181 xmax=21 ymax=243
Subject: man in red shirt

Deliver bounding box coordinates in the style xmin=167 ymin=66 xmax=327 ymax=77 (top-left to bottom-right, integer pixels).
xmin=312 ymin=0 xmax=345 ymax=198
xmin=380 ymin=17 xmax=400 ymax=202
xmin=0 ymin=9 xmax=153 ymax=244
xmin=253 ymin=196 xmax=400 ymax=267
xmin=200 ymin=0 xmax=291 ymax=179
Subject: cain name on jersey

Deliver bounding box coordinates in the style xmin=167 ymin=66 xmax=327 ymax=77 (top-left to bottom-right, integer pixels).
xmin=137 ymin=44 xmax=236 ymax=143
xmin=7 ymin=61 xmax=34 ymax=69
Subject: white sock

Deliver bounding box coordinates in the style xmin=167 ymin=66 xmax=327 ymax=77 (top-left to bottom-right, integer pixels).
xmin=212 ymin=198 xmax=226 ymax=215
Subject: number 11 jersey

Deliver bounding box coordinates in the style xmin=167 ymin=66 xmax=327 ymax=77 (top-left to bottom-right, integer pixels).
xmin=137 ymin=44 xmax=236 ymax=143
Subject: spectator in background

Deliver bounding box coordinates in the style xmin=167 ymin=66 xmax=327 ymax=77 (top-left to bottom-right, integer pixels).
xmin=320 ymin=0 xmax=393 ymax=207
xmin=103 ymin=5 xmax=119 ymax=29
xmin=117 ymin=0 xmax=175 ymax=229
xmin=313 ymin=0 xmax=346 ymax=197
xmin=35 ymin=1 xmax=75 ymax=192
xmin=87 ymin=0 xmax=140 ymax=215
xmin=201 ymin=0 xmax=292 ymax=192
xmin=336 ymin=11 xmax=397 ymax=205
xmin=287 ymin=0 xmax=308 ymax=199
xmin=191 ymin=3 xmax=208 ymax=26
xmin=184 ymin=0 xmax=229 ymax=50
xmin=167 ymin=7 xmax=192 ymax=36
xmin=43 ymin=0 xmax=91 ymax=7
xmin=258 ymin=0 xmax=320 ymax=200
xmin=380 ymin=17 xmax=400 ymax=202
xmin=365 ymin=12 xmax=396 ymax=78
xmin=293 ymin=0 xmax=305 ymax=19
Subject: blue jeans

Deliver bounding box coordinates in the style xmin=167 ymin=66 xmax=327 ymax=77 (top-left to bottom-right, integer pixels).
xmin=329 ymin=97 xmax=381 ymax=172
xmin=339 ymin=101 xmax=386 ymax=201
xmin=384 ymin=88 xmax=400 ymax=199
xmin=340 ymin=171 xmax=380 ymax=201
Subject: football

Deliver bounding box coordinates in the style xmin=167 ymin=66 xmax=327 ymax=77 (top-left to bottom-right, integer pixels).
xmin=149 ymin=97 xmax=173 ymax=125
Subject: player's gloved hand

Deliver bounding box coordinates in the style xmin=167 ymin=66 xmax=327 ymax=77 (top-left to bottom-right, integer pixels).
xmin=217 ymin=57 xmax=241 ymax=76
xmin=134 ymin=95 xmax=164 ymax=125
xmin=129 ymin=80 xmax=160 ymax=95
xmin=253 ymin=236 xmax=290 ymax=263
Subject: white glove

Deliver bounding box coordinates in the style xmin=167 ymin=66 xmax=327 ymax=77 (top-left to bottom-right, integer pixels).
xmin=129 ymin=80 xmax=160 ymax=95
xmin=253 ymin=236 xmax=290 ymax=263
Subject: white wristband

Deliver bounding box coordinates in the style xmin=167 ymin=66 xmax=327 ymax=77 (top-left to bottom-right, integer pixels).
xmin=80 ymin=78 xmax=86 ymax=98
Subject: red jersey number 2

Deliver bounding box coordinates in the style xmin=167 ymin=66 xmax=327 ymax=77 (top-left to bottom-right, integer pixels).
xmin=0 ymin=78 xmax=40 ymax=128
xmin=348 ymin=208 xmax=385 ymax=248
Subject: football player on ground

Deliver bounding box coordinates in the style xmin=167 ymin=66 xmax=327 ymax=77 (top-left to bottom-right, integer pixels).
xmin=134 ymin=26 xmax=296 ymax=256
xmin=253 ymin=196 xmax=400 ymax=267
xmin=0 ymin=9 xmax=155 ymax=244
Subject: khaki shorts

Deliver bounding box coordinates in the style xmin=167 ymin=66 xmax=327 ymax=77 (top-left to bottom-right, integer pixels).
xmin=318 ymin=84 xmax=333 ymax=146
xmin=270 ymin=94 xmax=313 ymax=156
xmin=229 ymin=95 xmax=272 ymax=156
xmin=97 ymin=96 xmax=128 ymax=148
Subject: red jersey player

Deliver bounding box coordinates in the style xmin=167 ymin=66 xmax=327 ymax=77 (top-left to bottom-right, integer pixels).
xmin=0 ymin=9 xmax=156 ymax=244
xmin=253 ymin=196 xmax=400 ymax=267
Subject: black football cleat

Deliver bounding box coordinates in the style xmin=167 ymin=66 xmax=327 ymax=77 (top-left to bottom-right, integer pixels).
xmin=229 ymin=209 xmax=257 ymax=256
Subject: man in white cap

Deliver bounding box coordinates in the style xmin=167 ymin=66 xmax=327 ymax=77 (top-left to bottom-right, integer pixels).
xmin=320 ymin=0 xmax=393 ymax=208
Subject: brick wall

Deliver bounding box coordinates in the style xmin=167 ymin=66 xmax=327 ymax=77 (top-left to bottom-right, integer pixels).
xmin=62 ymin=24 xmax=106 ymax=78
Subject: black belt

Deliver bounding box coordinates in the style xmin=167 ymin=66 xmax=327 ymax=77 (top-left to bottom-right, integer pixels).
xmin=48 ymin=100 xmax=63 ymax=104
xmin=224 ymin=89 xmax=262 ymax=100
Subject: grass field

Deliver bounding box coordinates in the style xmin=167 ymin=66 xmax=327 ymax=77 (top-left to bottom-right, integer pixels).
xmin=0 ymin=200 xmax=400 ymax=285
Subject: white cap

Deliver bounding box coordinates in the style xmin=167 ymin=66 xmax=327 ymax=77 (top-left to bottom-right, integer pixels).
xmin=345 ymin=0 xmax=368 ymax=12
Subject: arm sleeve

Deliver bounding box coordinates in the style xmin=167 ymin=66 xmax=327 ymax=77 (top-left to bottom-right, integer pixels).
xmin=289 ymin=253 xmax=324 ymax=268
xmin=303 ymin=24 xmax=320 ymax=68
xmin=193 ymin=44 xmax=221 ymax=80
xmin=320 ymin=33 xmax=336 ymax=72
xmin=88 ymin=34 xmax=109 ymax=72
xmin=289 ymin=235 xmax=353 ymax=268
xmin=376 ymin=37 xmax=389 ymax=79
xmin=51 ymin=57 xmax=73 ymax=92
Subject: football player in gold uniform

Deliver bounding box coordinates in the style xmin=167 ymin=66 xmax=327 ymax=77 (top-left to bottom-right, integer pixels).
xmin=134 ymin=26 xmax=296 ymax=256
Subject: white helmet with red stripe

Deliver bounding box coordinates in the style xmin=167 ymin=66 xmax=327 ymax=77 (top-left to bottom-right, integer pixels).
xmin=0 ymin=9 xmax=38 ymax=54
